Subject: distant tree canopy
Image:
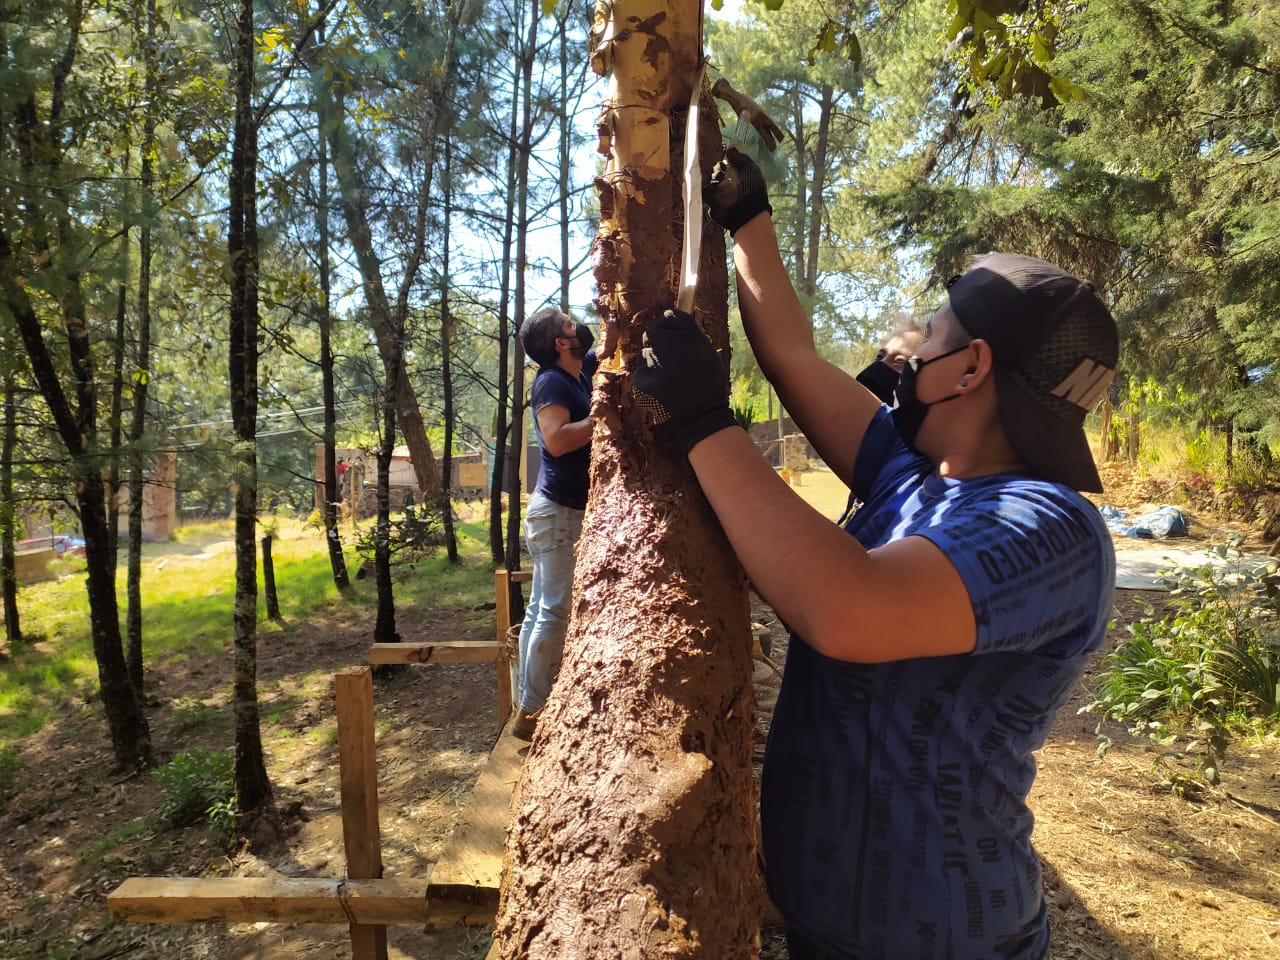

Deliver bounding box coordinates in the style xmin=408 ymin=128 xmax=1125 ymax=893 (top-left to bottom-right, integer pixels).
xmin=2 ymin=0 xmax=1277 ymax=533
xmin=715 ymin=0 xmax=1280 ymax=457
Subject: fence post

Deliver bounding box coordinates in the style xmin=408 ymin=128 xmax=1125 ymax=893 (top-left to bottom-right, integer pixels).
xmin=494 ymin=569 xmax=513 ymax=731
xmin=334 ymin=667 xmax=387 ymax=960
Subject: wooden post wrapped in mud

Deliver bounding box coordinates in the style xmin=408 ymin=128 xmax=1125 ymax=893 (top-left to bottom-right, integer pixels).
xmin=493 ymin=0 xmax=760 ymax=957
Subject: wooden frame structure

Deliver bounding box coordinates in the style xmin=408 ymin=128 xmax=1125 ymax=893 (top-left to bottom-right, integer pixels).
xmin=108 ymin=569 xmax=533 ymax=960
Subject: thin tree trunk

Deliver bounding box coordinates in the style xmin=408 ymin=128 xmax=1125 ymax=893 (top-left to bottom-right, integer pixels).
xmin=229 ymin=0 xmax=272 ymax=820
xmin=261 ymin=534 xmax=280 ymax=620
xmin=108 ymin=218 xmax=127 ymax=569
xmin=373 ymin=386 xmax=399 ymax=643
xmin=322 ymin=7 xmax=460 ymax=513
xmin=791 ymin=98 xmax=807 ymax=286
xmin=559 ymin=5 xmax=571 ymax=311
xmin=4 ymin=248 xmax=153 ymax=771
xmin=802 ymin=84 xmax=833 ymax=299
xmin=125 ymin=0 xmax=158 ymax=695
xmin=1 ymin=375 xmax=20 ymax=649
xmin=313 ymin=10 xmax=349 ymax=592
xmin=440 ymin=136 xmax=459 ymax=563
xmin=0 ymin=30 xmax=152 ymax=766
xmin=502 ymin=0 xmax=537 ymax=613
xmin=489 ymin=32 xmax=523 ymax=567
xmin=495 ymin=2 xmax=759 ymax=955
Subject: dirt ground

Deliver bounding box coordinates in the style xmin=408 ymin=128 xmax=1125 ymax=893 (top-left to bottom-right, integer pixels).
xmin=1 ymin=463 xmax=1278 ymax=960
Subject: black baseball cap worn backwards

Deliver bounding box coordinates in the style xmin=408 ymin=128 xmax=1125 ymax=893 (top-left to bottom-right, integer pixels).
xmin=946 ymin=253 xmax=1119 ymax=492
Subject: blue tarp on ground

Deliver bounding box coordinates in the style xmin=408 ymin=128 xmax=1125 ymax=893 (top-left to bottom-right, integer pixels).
xmin=1099 ymin=504 xmax=1189 ymax=539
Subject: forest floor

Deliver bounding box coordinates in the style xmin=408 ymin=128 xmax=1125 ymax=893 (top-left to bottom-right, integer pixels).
xmin=2 ymin=460 xmax=1279 ymax=960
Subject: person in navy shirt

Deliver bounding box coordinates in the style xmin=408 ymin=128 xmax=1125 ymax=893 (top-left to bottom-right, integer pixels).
xmin=512 ymin=308 xmax=599 ymax=740
xmin=633 ymin=149 xmax=1119 ymax=960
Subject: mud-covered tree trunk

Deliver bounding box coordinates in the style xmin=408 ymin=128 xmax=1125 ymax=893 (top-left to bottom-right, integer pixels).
xmin=495 ymin=1 xmax=760 ymax=956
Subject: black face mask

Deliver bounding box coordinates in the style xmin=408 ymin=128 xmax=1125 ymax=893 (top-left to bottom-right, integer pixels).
xmin=891 ymin=344 xmax=970 ymax=450
xmin=855 ymin=360 xmax=901 ymax=404
xmin=574 ymin=322 xmax=595 ymax=355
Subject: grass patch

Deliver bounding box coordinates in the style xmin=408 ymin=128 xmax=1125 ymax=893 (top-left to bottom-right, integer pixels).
xmin=0 ymin=510 xmax=504 ymax=747
xmin=170 ymin=698 xmax=223 ymax=733
xmin=76 ymin=817 xmax=149 ymax=864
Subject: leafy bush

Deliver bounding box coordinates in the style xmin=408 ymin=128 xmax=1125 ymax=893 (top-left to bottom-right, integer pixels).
xmin=1084 ymin=539 xmax=1280 ymax=769
xmin=153 ymin=746 xmax=235 ymax=827
xmin=355 ymin=509 xmax=445 ymax=567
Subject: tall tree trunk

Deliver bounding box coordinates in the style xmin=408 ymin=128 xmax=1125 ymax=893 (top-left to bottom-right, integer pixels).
xmin=440 ymin=136 xmax=459 ymax=563
xmin=3 ymin=246 xmax=153 ymax=771
xmin=107 ymin=218 xmax=127 ymax=569
xmin=502 ymin=0 xmax=538 ymax=612
xmin=1 ymin=375 xmax=20 ymax=649
xmin=802 ymin=83 xmax=833 ymax=299
xmin=325 ymin=124 xmax=441 ymax=506
xmin=0 ymin=17 xmax=152 ymax=766
xmin=126 ymin=0 xmax=158 ymax=695
xmin=491 ymin=15 xmax=527 ymax=576
xmin=558 ymin=4 xmax=571 ymax=311
xmin=229 ymin=0 xmax=272 ymax=820
xmin=323 ymin=23 xmax=461 ymax=514
xmin=488 ymin=36 xmax=523 ymax=567
xmin=313 ymin=10 xmax=349 ymax=592
xmin=373 ymin=380 xmax=399 ymax=643
xmin=791 ymin=97 xmax=807 ymax=289
xmin=495 ymin=2 xmax=759 ymax=956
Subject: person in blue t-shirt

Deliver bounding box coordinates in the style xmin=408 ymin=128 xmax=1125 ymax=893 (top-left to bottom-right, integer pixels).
xmin=632 ymin=149 xmax=1119 ymax=960
xmin=512 ymin=307 xmax=600 ymax=741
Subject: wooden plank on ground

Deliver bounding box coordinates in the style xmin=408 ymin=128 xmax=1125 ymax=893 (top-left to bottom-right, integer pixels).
xmin=424 ymin=723 xmax=525 ymax=926
xmin=107 ymin=877 xmax=430 ymax=924
xmin=369 ymin=641 xmax=502 ymax=665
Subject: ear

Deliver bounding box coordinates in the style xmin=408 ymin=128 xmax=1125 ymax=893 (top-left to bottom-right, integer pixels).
xmin=959 ymin=339 xmax=995 ymax=390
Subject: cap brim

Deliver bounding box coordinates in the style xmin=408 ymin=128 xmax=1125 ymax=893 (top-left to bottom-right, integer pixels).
xmin=994 ymin=369 xmax=1104 ymax=492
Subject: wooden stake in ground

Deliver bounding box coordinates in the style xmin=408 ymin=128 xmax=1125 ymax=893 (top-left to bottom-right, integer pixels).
xmin=493 ymin=1 xmax=760 ymax=957
xmin=335 ymin=667 xmax=386 ymax=959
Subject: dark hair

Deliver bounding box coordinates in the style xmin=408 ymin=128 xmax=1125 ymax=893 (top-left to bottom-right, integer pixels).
xmin=520 ymin=307 xmax=569 ymax=367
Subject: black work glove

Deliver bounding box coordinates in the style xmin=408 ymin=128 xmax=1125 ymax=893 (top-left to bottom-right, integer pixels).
xmin=706 ymin=146 xmax=771 ymax=235
xmin=632 ymin=309 xmax=738 ymax=455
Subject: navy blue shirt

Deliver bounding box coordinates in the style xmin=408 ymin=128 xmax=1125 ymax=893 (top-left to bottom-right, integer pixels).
xmin=530 ymin=351 xmax=597 ymax=510
xmin=761 ymin=407 xmax=1115 ymax=959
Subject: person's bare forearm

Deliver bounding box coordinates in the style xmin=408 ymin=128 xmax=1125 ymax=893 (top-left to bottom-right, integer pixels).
xmin=542 ymin=418 xmax=593 ymax=457
xmin=685 ymin=426 xmax=977 ymax=662
xmin=730 ymin=215 xmax=879 ymax=483
xmin=732 ymin=215 xmax=815 ymax=384
xmin=686 ymin=426 xmax=870 ymax=651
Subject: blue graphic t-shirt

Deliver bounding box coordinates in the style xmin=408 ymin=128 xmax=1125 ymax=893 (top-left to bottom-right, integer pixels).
xmin=530 ymin=351 xmax=597 ymax=510
xmin=761 ymin=406 xmax=1115 ymax=960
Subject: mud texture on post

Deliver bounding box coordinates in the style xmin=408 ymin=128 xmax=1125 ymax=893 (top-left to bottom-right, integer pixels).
xmin=493 ymin=8 xmax=761 ymax=954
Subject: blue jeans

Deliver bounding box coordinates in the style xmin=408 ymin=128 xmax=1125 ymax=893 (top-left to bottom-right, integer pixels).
xmin=517 ymin=491 xmax=583 ymax=713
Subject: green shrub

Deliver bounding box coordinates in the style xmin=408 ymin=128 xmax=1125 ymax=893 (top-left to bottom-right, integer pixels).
xmin=153 ymin=746 xmax=235 ymax=827
xmin=1084 ymin=539 xmax=1280 ymax=769
xmin=731 ymin=399 xmax=757 ymax=430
